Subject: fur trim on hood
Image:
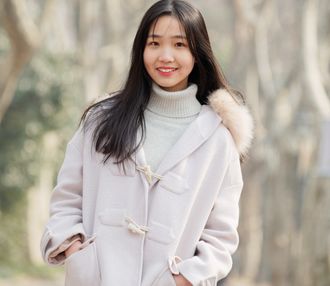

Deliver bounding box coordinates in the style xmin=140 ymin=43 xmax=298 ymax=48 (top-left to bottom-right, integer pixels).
xmin=208 ymin=89 xmax=254 ymax=158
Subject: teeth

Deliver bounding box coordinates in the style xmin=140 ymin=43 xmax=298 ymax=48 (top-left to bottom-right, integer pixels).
xmin=158 ymin=68 xmax=176 ymax=72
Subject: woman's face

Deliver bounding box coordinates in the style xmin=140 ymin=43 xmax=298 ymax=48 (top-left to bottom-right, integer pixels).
xmin=143 ymin=16 xmax=195 ymax=92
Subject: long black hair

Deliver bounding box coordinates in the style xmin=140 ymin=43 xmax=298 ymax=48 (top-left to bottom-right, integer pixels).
xmin=81 ymin=0 xmax=242 ymax=165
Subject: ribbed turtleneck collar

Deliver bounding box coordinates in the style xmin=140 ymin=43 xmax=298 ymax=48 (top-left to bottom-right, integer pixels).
xmin=147 ymin=83 xmax=201 ymax=118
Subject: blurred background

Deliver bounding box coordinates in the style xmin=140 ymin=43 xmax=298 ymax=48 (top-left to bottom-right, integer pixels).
xmin=0 ymin=0 xmax=329 ymax=285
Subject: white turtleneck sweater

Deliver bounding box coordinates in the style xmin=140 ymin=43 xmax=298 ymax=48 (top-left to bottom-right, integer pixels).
xmin=143 ymin=83 xmax=202 ymax=171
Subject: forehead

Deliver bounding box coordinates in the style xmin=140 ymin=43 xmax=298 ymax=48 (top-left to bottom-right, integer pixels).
xmin=148 ymin=15 xmax=186 ymax=36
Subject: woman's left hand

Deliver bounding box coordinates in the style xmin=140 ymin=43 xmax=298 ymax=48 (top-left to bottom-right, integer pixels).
xmin=173 ymin=274 xmax=192 ymax=286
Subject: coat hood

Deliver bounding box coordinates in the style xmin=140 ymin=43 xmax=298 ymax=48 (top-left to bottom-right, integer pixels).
xmin=208 ymin=89 xmax=254 ymax=158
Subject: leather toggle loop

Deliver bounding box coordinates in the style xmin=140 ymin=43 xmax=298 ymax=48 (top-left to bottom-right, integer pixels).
xmin=168 ymin=256 xmax=182 ymax=275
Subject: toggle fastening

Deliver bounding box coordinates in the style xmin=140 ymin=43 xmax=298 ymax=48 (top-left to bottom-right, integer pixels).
xmin=125 ymin=216 xmax=149 ymax=235
xmin=136 ymin=165 xmax=163 ymax=184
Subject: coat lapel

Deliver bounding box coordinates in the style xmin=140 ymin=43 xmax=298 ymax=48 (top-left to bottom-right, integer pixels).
xmin=135 ymin=145 xmax=148 ymax=167
xmin=154 ymin=105 xmax=221 ymax=176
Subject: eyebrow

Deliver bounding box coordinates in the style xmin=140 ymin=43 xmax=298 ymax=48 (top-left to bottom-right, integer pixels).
xmin=147 ymin=34 xmax=187 ymax=39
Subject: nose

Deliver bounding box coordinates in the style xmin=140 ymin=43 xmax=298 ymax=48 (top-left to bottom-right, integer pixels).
xmin=158 ymin=47 xmax=174 ymax=62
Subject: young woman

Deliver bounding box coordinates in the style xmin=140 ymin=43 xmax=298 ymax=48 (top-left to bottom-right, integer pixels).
xmin=40 ymin=1 xmax=253 ymax=285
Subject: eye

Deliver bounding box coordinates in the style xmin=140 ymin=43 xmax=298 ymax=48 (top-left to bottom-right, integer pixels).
xmin=147 ymin=41 xmax=159 ymax=47
xmin=175 ymin=42 xmax=186 ymax=48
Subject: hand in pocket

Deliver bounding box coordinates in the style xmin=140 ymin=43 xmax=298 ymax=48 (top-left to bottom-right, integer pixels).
xmin=173 ymin=274 xmax=192 ymax=286
xmin=65 ymin=240 xmax=82 ymax=258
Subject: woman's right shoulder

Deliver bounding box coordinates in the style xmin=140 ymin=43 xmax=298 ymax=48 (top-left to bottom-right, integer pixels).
xmin=72 ymin=91 xmax=119 ymax=146
xmin=80 ymin=92 xmax=116 ymax=124
xmin=84 ymin=91 xmax=121 ymax=120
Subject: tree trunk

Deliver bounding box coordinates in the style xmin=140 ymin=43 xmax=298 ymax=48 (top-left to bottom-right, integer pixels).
xmin=0 ymin=0 xmax=40 ymax=122
xmin=302 ymin=0 xmax=330 ymax=119
xmin=26 ymin=132 xmax=60 ymax=264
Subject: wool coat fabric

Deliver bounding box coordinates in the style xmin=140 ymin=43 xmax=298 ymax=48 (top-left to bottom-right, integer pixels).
xmin=40 ymin=88 xmax=253 ymax=286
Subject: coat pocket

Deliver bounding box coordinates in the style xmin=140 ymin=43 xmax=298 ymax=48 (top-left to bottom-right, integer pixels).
xmin=65 ymin=240 xmax=100 ymax=286
xmin=151 ymin=266 xmax=176 ymax=286
xmin=159 ymin=172 xmax=189 ymax=194
xmin=147 ymin=221 xmax=175 ymax=244
xmin=98 ymin=208 xmax=126 ymax=226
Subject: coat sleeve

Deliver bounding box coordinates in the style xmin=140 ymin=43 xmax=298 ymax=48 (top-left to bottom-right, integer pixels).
xmin=40 ymin=128 xmax=87 ymax=265
xmin=177 ymin=151 xmax=243 ymax=285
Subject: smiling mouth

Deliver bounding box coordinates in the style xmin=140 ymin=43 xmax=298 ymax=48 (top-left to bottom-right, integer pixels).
xmin=157 ymin=68 xmax=178 ymax=73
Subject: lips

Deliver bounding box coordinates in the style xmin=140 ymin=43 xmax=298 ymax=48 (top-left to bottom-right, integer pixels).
xmin=156 ymin=67 xmax=178 ymax=73
xmin=156 ymin=67 xmax=178 ymax=77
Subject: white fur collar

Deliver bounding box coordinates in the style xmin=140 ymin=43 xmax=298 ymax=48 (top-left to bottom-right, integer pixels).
xmin=208 ymin=89 xmax=254 ymax=158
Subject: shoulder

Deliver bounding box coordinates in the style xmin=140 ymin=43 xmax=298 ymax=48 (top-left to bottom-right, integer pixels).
xmin=81 ymin=91 xmax=120 ymax=130
xmin=207 ymin=88 xmax=254 ymax=159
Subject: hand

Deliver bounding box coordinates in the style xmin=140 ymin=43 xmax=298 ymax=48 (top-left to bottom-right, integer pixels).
xmin=173 ymin=274 xmax=192 ymax=286
xmin=65 ymin=240 xmax=82 ymax=258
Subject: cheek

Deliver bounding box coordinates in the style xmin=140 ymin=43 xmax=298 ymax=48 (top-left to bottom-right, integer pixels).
xmin=143 ymin=50 xmax=148 ymax=68
xmin=143 ymin=51 xmax=156 ymax=72
xmin=182 ymin=54 xmax=195 ymax=71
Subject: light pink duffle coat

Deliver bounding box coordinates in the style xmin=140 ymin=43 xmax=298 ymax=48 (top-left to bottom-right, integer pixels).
xmin=40 ymin=88 xmax=253 ymax=286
